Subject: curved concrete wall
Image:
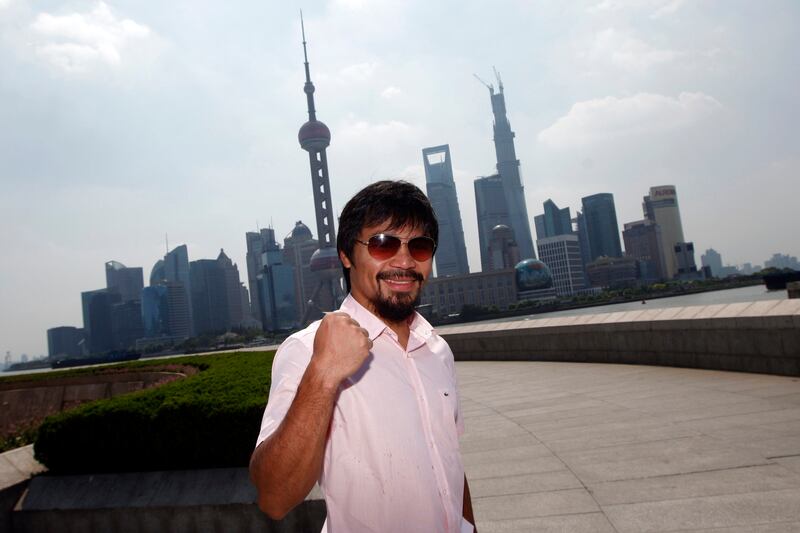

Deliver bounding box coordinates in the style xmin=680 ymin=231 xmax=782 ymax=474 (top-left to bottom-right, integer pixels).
xmin=440 ymin=299 xmax=800 ymax=377
xmin=0 ymin=371 xmax=190 ymax=438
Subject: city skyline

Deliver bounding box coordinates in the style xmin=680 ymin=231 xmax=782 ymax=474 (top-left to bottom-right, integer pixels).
xmin=2 ymin=1 xmax=799 ymax=357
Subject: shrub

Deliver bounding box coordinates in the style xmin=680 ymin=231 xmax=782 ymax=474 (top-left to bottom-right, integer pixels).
xmin=34 ymin=351 xmax=274 ymax=474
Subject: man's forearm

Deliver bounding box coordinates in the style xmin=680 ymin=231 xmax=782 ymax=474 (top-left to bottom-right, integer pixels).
xmin=249 ymin=361 xmax=339 ymax=519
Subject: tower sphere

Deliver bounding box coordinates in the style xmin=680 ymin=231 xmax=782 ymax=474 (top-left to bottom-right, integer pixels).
xmin=309 ymin=246 xmax=341 ymax=274
xmin=298 ymin=120 xmax=331 ymax=151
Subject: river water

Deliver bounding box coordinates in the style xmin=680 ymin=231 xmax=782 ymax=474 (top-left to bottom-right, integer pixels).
xmin=458 ymin=284 xmax=786 ymax=327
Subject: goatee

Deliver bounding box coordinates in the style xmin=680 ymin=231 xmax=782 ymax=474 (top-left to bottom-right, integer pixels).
xmin=373 ymin=270 xmax=424 ymax=322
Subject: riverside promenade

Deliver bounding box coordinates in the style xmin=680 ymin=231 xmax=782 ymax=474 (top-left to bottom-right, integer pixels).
xmin=458 ymin=361 xmax=800 ymax=532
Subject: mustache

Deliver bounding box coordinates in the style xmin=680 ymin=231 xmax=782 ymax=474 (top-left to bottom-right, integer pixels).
xmin=376 ymin=270 xmax=424 ymax=282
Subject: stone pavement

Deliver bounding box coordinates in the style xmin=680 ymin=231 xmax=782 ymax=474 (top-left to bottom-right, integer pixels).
xmin=458 ymin=361 xmax=800 ymax=533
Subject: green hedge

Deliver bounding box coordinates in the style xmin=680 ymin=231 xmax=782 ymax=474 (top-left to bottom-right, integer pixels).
xmin=34 ymin=351 xmax=274 ymax=474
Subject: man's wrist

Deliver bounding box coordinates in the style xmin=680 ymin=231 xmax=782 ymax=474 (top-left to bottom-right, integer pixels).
xmin=306 ymin=357 xmax=342 ymax=393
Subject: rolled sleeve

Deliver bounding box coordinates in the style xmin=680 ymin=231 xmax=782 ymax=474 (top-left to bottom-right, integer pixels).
xmin=255 ymin=336 xmax=313 ymax=447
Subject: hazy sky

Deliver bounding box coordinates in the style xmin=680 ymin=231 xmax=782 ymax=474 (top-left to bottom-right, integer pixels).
xmin=2 ymin=0 xmax=799 ymax=358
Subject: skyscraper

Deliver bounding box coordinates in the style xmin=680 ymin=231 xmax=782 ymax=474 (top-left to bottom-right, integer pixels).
xmin=245 ymin=228 xmax=280 ymax=326
xmin=581 ymin=193 xmax=622 ymax=261
xmin=105 ymin=261 xmax=144 ymax=303
xmin=622 ymin=219 xmax=667 ymax=282
xmin=474 ymin=174 xmax=511 ymax=271
xmin=258 ymin=243 xmax=298 ymax=332
xmin=164 ymin=244 xmax=194 ymax=336
xmin=141 ymin=285 xmax=169 ymax=338
xmin=217 ymin=249 xmax=245 ymax=329
xmin=476 ymin=70 xmax=535 ymax=261
xmin=534 ymin=199 xmax=572 ymax=241
xmin=296 ymin=15 xmax=343 ymax=319
xmin=422 ymin=144 xmax=469 ymax=277
xmin=190 ymin=250 xmax=247 ymax=336
xmin=643 ymin=185 xmax=686 ymax=279
xmin=81 ymin=289 xmax=120 ymax=354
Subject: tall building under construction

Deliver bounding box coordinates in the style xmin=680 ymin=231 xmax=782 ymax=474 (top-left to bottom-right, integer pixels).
xmin=474 ymin=70 xmax=535 ymax=270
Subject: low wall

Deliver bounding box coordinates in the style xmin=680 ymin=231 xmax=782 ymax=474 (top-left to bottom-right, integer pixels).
xmin=0 ymin=371 xmax=190 ymax=438
xmin=10 ymin=468 xmax=325 ymax=533
xmin=441 ymin=300 xmax=800 ymax=377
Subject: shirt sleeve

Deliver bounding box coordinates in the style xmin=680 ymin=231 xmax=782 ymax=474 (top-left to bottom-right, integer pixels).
xmin=255 ymin=336 xmax=313 ymax=448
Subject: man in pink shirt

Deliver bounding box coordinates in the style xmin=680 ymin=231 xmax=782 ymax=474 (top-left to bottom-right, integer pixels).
xmin=250 ymin=180 xmax=476 ymax=532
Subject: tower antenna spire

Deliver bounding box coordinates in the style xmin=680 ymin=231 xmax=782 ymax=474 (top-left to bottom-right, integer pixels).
xmin=300 ymin=10 xmax=316 ymax=121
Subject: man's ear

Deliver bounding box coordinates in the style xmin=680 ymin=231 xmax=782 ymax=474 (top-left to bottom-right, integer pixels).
xmin=339 ymin=249 xmax=353 ymax=269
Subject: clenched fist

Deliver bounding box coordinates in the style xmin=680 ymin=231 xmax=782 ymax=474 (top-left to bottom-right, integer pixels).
xmin=311 ymin=312 xmax=372 ymax=388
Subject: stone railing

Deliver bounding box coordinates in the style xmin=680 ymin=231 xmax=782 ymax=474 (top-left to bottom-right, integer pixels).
xmin=440 ymin=299 xmax=800 ymax=377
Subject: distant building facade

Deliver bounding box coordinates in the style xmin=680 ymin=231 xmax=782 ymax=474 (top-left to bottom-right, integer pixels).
xmin=164 ymin=245 xmax=194 ymax=336
xmin=474 ymin=175 xmax=511 ymax=271
xmin=254 ymin=232 xmax=297 ymax=332
xmin=586 ymin=256 xmax=639 ymax=289
xmin=765 ymin=253 xmax=800 ymax=270
xmin=622 ymin=219 xmax=667 ymax=283
xmin=283 ymin=221 xmax=320 ymax=324
xmin=423 ymin=144 xmax=469 ymax=277
xmin=581 ymin=193 xmax=622 ymax=261
xmin=246 ymin=228 xmax=281 ymax=327
xmin=643 ymin=185 xmax=686 ymax=279
xmin=675 ymin=242 xmax=699 ymax=278
xmin=487 ymin=224 xmax=520 ymax=271
xmin=110 ymin=300 xmax=144 ymax=350
xmin=534 ymin=199 xmax=572 ymax=240
xmin=105 ymin=261 xmax=143 ymax=303
xmin=81 ymin=289 xmax=120 ymax=354
xmin=420 ymin=268 xmax=517 ymax=317
xmin=189 ymin=250 xmax=246 ymax=336
xmin=536 ymin=234 xmax=586 ymax=297
xmin=701 ymin=248 xmax=723 ymax=278
xmin=47 ymin=326 xmax=84 ymax=360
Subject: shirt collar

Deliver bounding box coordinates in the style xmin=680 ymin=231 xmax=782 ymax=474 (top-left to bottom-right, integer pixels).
xmin=339 ymin=294 xmax=434 ymax=347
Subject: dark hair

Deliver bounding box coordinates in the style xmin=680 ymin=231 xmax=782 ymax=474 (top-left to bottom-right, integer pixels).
xmin=337 ymin=180 xmax=438 ymax=292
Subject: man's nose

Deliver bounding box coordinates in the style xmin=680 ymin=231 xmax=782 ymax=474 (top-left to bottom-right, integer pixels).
xmin=391 ymin=243 xmax=416 ymax=268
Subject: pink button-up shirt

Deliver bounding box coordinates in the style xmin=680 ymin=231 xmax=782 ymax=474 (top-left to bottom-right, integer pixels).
xmin=257 ymin=295 xmax=469 ymax=533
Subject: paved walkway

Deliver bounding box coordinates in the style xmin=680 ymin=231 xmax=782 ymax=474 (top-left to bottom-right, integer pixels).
xmin=458 ymin=362 xmax=800 ymax=533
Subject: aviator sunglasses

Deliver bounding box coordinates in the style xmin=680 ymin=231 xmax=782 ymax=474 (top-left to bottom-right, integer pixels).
xmin=355 ymin=234 xmax=437 ymax=261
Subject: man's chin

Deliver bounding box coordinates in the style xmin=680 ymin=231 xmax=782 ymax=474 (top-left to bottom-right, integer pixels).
xmin=373 ymin=291 xmax=420 ymax=322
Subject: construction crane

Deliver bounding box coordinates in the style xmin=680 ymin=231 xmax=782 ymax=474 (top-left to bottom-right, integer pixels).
xmin=473 ymin=73 xmax=494 ymax=94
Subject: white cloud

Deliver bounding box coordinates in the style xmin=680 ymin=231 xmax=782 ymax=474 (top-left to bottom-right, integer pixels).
xmin=30 ymin=1 xmax=150 ymax=72
xmin=0 ymin=0 xmax=12 ymax=10
xmin=588 ymin=0 xmax=686 ymax=17
xmin=338 ymin=61 xmax=378 ymax=83
xmin=538 ymin=92 xmax=722 ymax=148
xmin=381 ymin=86 xmax=402 ymax=99
xmin=584 ymin=28 xmax=678 ymax=71
xmin=651 ymin=0 xmax=687 ymax=19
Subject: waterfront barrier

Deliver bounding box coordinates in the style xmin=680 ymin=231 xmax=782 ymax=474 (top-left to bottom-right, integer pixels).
xmin=440 ymin=300 xmax=800 ymax=377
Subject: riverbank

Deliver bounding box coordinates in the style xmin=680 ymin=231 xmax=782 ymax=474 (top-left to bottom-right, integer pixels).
xmin=434 ymin=278 xmax=768 ymax=328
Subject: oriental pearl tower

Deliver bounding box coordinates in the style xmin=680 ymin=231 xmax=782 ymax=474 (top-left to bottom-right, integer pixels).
xmin=297 ymin=14 xmax=344 ymax=322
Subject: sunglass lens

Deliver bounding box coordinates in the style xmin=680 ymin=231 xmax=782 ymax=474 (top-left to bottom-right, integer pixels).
xmin=367 ymin=234 xmax=401 ymax=260
xmin=408 ymin=237 xmax=435 ymax=261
